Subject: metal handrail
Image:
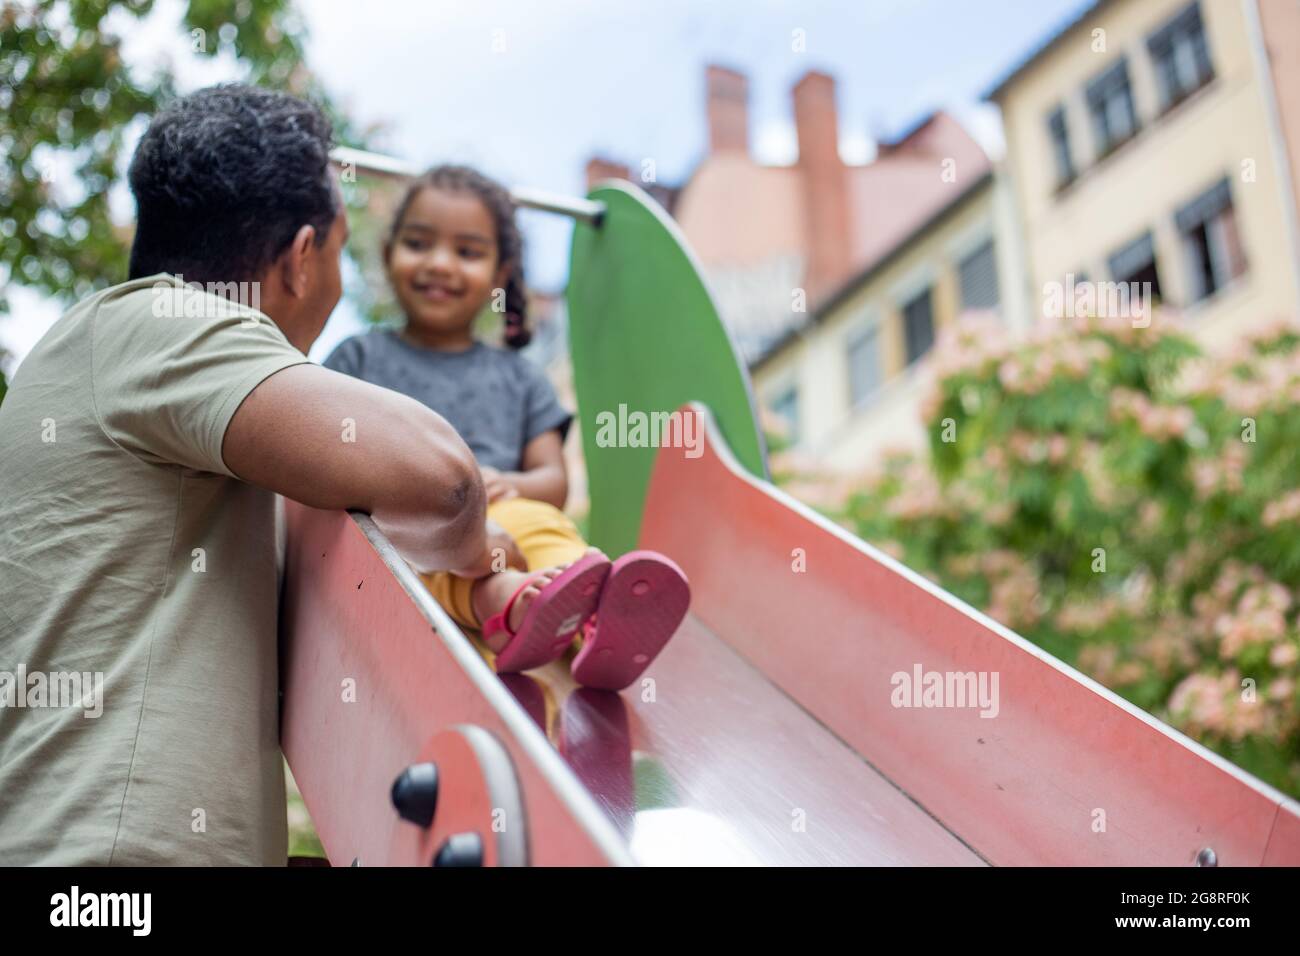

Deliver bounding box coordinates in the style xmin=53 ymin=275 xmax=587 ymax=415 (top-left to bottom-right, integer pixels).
xmin=330 ymin=145 xmax=606 ymax=226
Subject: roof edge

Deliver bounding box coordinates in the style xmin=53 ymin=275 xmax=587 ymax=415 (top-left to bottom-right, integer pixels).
xmin=983 ymin=0 xmax=1111 ymax=102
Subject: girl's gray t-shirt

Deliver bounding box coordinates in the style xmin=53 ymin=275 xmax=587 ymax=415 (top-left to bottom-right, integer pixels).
xmin=323 ymin=331 xmax=572 ymax=472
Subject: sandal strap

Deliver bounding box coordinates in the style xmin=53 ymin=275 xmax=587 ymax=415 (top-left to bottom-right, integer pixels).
xmin=483 ymin=573 xmax=545 ymax=640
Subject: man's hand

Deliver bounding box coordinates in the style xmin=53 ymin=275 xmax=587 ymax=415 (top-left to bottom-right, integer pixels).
xmin=480 ymin=466 xmax=519 ymax=504
xmin=452 ymin=519 xmax=525 ymax=578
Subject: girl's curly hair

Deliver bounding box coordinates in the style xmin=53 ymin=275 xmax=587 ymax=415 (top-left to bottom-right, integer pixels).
xmin=385 ymin=164 xmax=530 ymax=349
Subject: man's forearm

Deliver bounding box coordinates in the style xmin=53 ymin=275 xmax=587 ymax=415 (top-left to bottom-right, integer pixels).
xmin=365 ymin=418 xmax=489 ymax=573
xmin=371 ymin=471 xmax=488 ymax=574
xmin=222 ymin=364 xmax=492 ymax=573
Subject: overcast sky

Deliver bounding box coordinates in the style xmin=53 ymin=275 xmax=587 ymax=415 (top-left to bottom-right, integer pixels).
xmin=298 ymin=0 xmax=1093 ymax=289
xmin=3 ymin=0 xmax=1093 ymax=369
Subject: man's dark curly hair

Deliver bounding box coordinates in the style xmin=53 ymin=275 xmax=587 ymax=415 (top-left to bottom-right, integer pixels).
xmin=127 ymin=84 xmax=337 ymax=285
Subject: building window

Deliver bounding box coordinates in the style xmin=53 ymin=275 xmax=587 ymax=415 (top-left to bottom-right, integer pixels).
xmin=958 ymin=239 xmax=1000 ymax=311
xmin=1047 ymin=107 xmax=1075 ymax=187
xmin=1106 ymin=231 xmax=1162 ymax=301
xmin=769 ymin=385 xmax=800 ymax=444
xmin=1086 ymin=59 xmax=1139 ymax=157
xmin=1148 ymin=2 xmax=1213 ymax=111
xmin=846 ymin=324 xmax=883 ymax=409
xmin=901 ymin=287 xmax=935 ymax=365
xmin=1176 ymin=177 xmax=1246 ymax=302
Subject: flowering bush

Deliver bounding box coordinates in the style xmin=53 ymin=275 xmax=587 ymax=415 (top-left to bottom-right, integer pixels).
xmin=843 ymin=312 xmax=1300 ymax=796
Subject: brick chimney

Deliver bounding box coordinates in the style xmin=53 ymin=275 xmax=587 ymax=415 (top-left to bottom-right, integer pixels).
xmin=706 ymin=65 xmax=749 ymax=153
xmin=585 ymin=157 xmax=630 ymax=190
xmin=793 ymin=70 xmax=852 ymax=299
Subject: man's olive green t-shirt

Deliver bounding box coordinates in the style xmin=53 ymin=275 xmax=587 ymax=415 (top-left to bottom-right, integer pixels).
xmin=0 ymin=274 xmax=309 ymax=864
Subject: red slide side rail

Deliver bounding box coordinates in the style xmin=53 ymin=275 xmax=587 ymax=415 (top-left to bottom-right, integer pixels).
xmin=638 ymin=405 xmax=1300 ymax=866
xmin=279 ymin=502 xmax=631 ymax=866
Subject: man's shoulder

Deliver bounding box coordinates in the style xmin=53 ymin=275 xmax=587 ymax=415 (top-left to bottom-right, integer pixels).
xmin=4 ymin=281 xmax=127 ymax=382
xmin=84 ymin=277 xmax=302 ymax=376
xmin=106 ymin=274 xmax=273 ymax=328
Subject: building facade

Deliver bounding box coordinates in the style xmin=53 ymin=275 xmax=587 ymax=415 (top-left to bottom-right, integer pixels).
xmin=586 ymin=66 xmax=995 ymax=367
xmin=991 ymin=0 xmax=1300 ymax=348
xmin=577 ymin=0 xmax=1300 ymax=476
xmin=751 ymin=172 xmax=1009 ymax=470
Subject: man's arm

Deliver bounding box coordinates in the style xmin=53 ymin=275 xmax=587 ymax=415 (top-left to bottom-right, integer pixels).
xmin=222 ymin=363 xmax=489 ymax=575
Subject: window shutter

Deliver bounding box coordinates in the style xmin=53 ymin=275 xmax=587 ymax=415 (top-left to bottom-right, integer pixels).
xmin=1175 ymin=177 xmax=1232 ymax=232
xmin=902 ymin=289 xmax=935 ymax=364
xmin=846 ymin=325 xmax=882 ymax=408
xmin=959 ymin=240 xmax=1000 ymax=310
xmin=1107 ymin=232 xmax=1156 ymax=281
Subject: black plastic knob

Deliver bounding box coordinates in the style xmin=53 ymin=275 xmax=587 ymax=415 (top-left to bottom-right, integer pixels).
xmin=390 ymin=762 xmax=439 ymax=827
xmin=433 ymin=832 xmax=484 ymax=867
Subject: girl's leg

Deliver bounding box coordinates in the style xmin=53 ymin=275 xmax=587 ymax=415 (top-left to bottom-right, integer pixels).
xmin=488 ymin=497 xmax=594 ymax=655
xmin=421 ymin=561 xmax=577 ymax=635
xmin=419 ymin=498 xmax=591 ymax=635
xmin=487 ymin=497 xmax=589 ymax=571
xmin=421 ymin=568 xmax=479 ymax=631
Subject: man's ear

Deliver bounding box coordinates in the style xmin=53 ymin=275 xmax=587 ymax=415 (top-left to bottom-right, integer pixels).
xmin=279 ymin=224 xmax=318 ymax=299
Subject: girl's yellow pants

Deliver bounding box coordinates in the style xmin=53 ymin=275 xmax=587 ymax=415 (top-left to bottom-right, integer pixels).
xmin=419 ymin=496 xmax=589 ymax=630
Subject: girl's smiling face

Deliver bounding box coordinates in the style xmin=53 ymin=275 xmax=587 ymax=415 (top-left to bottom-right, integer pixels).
xmin=386 ymin=186 xmax=508 ymax=347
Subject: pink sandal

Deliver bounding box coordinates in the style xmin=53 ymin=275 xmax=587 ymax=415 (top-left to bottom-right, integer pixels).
xmin=571 ymin=551 xmax=690 ymax=691
xmin=485 ymin=552 xmax=611 ymax=674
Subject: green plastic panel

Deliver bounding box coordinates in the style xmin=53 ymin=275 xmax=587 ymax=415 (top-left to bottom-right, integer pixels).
xmin=566 ymin=181 xmax=767 ymax=556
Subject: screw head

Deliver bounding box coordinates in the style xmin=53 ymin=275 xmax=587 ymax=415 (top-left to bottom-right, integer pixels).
xmin=390 ymin=762 xmax=439 ymax=828
xmin=433 ymin=832 xmax=485 ymax=867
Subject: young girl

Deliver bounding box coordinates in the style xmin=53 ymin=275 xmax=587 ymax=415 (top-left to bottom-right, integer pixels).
xmin=324 ymin=165 xmax=689 ymax=691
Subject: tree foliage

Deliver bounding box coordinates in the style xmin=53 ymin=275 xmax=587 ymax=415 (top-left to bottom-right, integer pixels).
xmin=0 ymin=0 xmax=368 ymax=316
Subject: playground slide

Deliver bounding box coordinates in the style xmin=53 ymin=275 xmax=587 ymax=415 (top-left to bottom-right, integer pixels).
xmin=284 ymin=154 xmax=1300 ymax=865
xmin=280 ymin=404 xmax=1300 ymax=866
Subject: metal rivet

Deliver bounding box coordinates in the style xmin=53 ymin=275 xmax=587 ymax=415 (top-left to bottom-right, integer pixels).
xmin=1196 ymin=846 xmax=1217 ymax=867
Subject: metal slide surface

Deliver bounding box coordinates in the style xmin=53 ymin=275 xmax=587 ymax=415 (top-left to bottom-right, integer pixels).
xmin=510 ymin=619 xmax=984 ymax=866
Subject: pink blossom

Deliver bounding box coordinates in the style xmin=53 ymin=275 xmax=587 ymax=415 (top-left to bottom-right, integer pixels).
xmin=1262 ymin=490 xmax=1300 ymax=528
xmin=1268 ymin=678 xmax=1295 ymax=703
xmin=1270 ymin=643 xmax=1300 ymax=668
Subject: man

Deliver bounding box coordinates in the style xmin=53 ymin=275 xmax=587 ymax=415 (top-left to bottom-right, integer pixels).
xmin=0 ymin=85 xmax=498 ymax=864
